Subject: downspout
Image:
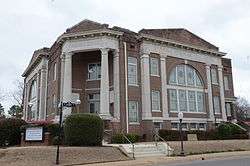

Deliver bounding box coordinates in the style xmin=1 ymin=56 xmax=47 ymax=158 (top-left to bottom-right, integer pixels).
xmin=123 ymin=42 xmax=129 ymax=134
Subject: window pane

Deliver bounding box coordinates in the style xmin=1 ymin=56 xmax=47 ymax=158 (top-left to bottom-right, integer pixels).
xmin=150 ymin=58 xmax=159 ymax=75
xmin=179 ymin=90 xmax=187 ymax=112
xmin=190 ymin=123 xmax=197 ymax=130
xmin=213 ymin=96 xmax=221 ymax=114
xmin=97 ymin=64 xmax=101 ymax=79
xmin=169 ymin=67 xmax=177 ymax=84
xmin=211 ymin=68 xmax=218 ymax=84
xmin=188 ymin=91 xmax=196 ymax=112
xmin=128 ymin=57 xmax=137 ymax=85
xmin=195 ymin=72 xmax=203 ymax=87
xmin=197 ymin=92 xmax=204 ymax=112
xmin=177 ymin=65 xmax=185 ymax=85
xmin=88 ymin=64 xmax=101 ymax=80
xmin=171 ymin=123 xmax=178 ymax=129
xmin=169 ymin=89 xmax=178 ymax=112
xmin=224 ymin=76 xmax=229 ymax=90
xmin=226 ymin=103 xmax=231 ymax=116
xmin=128 ymin=101 xmax=138 ymax=123
xmin=187 ymin=66 xmax=195 ymax=86
xmin=152 ymin=90 xmax=160 ymax=111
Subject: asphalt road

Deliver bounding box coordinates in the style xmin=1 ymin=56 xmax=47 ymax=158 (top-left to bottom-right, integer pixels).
xmin=157 ymin=156 xmax=250 ymax=166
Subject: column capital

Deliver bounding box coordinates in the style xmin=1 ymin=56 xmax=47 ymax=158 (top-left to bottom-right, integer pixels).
xmin=160 ymin=57 xmax=166 ymax=61
xmin=218 ymin=65 xmax=223 ymax=71
xmin=100 ymin=48 xmax=110 ymax=55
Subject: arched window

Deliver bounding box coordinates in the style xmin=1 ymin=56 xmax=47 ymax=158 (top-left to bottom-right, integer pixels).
xmin=30 ymin=80 xmax=37 ymax=100
xmin=168 ymin=64 xmax=205 ymax=113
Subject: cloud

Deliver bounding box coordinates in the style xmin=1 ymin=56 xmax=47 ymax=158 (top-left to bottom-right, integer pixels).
xmin=0 ymin=0 xmax=249 ymax=110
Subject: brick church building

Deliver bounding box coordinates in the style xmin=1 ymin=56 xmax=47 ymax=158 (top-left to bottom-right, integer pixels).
xmin=22 ymin=19 xmax=236 ymax=138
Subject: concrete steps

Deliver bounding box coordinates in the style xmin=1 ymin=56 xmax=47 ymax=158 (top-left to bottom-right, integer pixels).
xmin=119 ymin=142 xmax=173 ymax=158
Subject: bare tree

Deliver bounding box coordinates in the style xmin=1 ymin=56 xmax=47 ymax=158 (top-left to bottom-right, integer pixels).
xmin=0 ymin=88 xmax=6 ymax=102
xmin=10 ymin=79 xmax=24 ymax=108
xmin=235 ymin=96 xmax=250 ymax=121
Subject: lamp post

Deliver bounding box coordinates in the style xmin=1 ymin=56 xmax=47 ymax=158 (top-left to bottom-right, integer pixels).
xmin=55 ymin=100 xmax=81 ymax=165
xmin=178 ymin=112 xmax=185 ymax=156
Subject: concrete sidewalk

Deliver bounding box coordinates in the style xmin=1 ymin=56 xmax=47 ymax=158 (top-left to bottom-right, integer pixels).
xmin=83 ymin=151 xmax=250 ymax=166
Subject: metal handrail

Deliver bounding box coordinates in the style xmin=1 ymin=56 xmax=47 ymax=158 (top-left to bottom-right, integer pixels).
xmin=121 ymin=131 xmax=135 ymax=159
xmin=153 ymin=130 xmax=171 ymax=156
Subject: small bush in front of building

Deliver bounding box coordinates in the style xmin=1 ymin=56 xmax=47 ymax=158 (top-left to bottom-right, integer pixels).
xmin=111 ymin=133 xmax=140 ymax=144
xmin=217 ymin=123 xmax=248 ymax=140
xmin=64 ymin=113 xmax=104 ymax=146
xmin=0 ymin=118 xmax=27 ymax=147
xmin=159 ymin=130 xmax=188 ymax=141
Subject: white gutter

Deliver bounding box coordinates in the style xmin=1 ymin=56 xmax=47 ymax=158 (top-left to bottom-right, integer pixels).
xmin=124 ymin=42 xmax=129 ymax=134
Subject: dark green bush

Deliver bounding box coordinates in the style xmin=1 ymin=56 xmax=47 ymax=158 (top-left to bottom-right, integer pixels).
xmin=0 ymin=118 xmax=26 ymax=147
xmin=159 ymin=130 xmax=188 ymax=141
xmin=47 ymin=123 xmax=60 ymax=138
xmin=217 ymin=123 xmax=248 ymax=140
xmin=64 ymin=113 xmax=104 ymax=146
xmin=111 ymin=133 xmax=140 ymax=144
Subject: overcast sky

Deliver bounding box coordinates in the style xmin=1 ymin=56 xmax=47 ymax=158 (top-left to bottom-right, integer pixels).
xmin=0 ymin=0 xmax=249 ymax=110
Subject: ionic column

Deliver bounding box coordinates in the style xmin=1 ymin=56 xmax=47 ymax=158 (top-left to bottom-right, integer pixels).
xmin=206 ymin=64 xmax=215 ymax=121
xmin=113 ymin=50 xmax=120 ymax=121
xmin=100 ymin=48 xmax=111 ymax=119
xmin=141 ymin=54 xmax=151 ymax=119
xmin=62 ymin=52 xmax=73 ymax=117
xmin=218 ymin=66 xmax=227 ymax=121
xmin=160 ymin=57 xmax=169 ymax=118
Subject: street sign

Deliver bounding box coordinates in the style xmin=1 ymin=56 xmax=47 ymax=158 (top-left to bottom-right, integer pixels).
xmin=62 ymin=102 xmax=76 ymax=107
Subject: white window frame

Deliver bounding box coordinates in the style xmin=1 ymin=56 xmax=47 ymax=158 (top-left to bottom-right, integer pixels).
xmin=151 ymin=90 xmax=161 ymax=112
xmin=88 ymin=63 xmax=101 ymax=81
xmin=189 ymin=123 xmax=198 ymax=130
xmin=150 ymin=57 xmax=160 ymax=76
xmin=127 ymin=57 xmax=138 ymax=86
xmin=128 ymin=101 xmax=139 ymax=124
xmin=224 ymin=75 xmax=230 ymax=90
xmin=225 ymin=102 xmax=232 ymax=117
xmin=88 ymin=93 xmax=100 ymax=114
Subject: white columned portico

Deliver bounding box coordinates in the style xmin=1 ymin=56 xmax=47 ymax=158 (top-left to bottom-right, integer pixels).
xmin=141 ymin=54 xmax=151 ymax=119
xmin=206 ymin=64 xmax=215 ymax=121
xmin=62 ymin=52 xmax=73 ymax=117
xmin=218 ymin=66 xmax=227 ymax=121
xmin=160 ymin=57 xmax=169 ymax=118
xmin=100 ymin=48 xmax=111 ymax=119
xmin=113 ymin=50 xmax=120 ymax=121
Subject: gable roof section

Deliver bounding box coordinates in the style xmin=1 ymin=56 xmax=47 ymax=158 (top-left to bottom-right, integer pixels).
xmin=65 ymin=19 xmax=109 ymax=34
xmin=139 ymin=28 xmax=219 ymax=51
xmin=22 ymin=47 xmax=49 ymax=77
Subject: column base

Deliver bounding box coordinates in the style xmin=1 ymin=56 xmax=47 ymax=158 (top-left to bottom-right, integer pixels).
xmin=99 ymin=113 xmax=112 ymax=120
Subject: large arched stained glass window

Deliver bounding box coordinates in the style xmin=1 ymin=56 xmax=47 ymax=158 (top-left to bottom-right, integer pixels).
xmin=168 ymin=64 xmax=205 ymax=113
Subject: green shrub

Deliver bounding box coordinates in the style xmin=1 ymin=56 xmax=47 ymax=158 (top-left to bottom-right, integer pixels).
xmin=111 ymin=133 xmax=139 ymax=144
xmin=47 ymin=123 xmax=60 ymax=138
xmin=217 ymin=123 xmax=248 ymax=140
xmin=159 ymin=130 xmax=188 ymax=141
xmin=64 ymin=113 xmax=104 ymax=146
xmin=0 ymin=118 xmax=27 ymax=147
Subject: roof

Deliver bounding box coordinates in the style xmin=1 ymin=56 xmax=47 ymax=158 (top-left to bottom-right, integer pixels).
xmin=139 ymin=28 xmax=219 ymax=51
xmin=22 ymin=47 xmax=49 ymax=77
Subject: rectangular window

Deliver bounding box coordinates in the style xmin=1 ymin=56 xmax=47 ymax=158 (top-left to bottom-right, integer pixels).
xmin=151 ymin=90 xmax=161 ymax=111
xmin=213 ymin=96 xmax=221 ymax=114
xmin=177 ymin=65 xmax=185 ymax=85
xmin=171 ymin=123 xmax=179 ymax=130
xmin=181 ymin=123 xmax=188 ymax=130
xmin=197 ymin=92 xmax=204 ymax=112
xmin=224 ymin=76 xmax=229 ymax=90
xmin=128 ymin=101 xmax=139 ymax=123
xmin=190 ymin=123 xmax=197 ymax=130
xmin=211 ymin=68 xmax=218 ymax=84
xmin=169 ymin=67 xmax=177 ymax=84
xmin=179 ymin=90 xmax=187 ymax=112
xmin=169 ymin=89 xmax=178 ymax=112
xmin=150 ymin=57 xmax=159 ymax=76
xmin=226 ymin=103 xmax=232 ymax=116
xmin=188 ymin=91 xmax=196 ymax=112
xmin=88 ymin=63 xmax=101 ymax=80
xmin=128 ymin=57 xmax=138 ymax=85
xmin=53 ymin=63 xmax=57 ymax=81
xmin=199 ymin=123 xmax=206 ymax=130
xmin=88 ymin=94 xmax=100 ymax=113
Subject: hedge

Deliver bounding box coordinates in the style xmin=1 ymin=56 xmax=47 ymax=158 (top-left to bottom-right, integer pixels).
xmin=0 ymin=118 xmax=27 ymax=147
xmin=159 ymin=123 xmax=249 ymax=141
xmin=111 ymin=133 xmax=140 ymax=144
xmin=64 ymin=113 xmax=104 ymax=146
